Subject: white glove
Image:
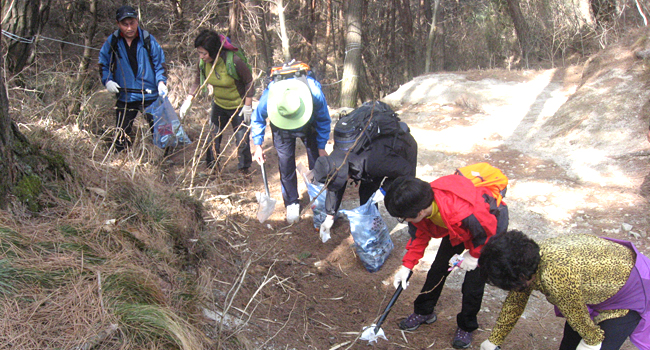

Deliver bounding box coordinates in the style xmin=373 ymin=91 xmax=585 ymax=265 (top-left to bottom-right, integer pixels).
xmin=105 ymin=80 xmax=120 ymax=94
xmin=480 ymin=339 xmax=500 ymax=350
xmin=239 ymin=105 xmax=253 ymax=124
xmin=158 ymin=81 xmax=168 ymax=98
xmin=393 ymin=266 xmax=411 ymax=290
xmin=576 ymin=340 xmax=602 ymax=350
xmin=319 ymin=215 xmax=334 ymax=243
xmin=459 ymin=251 xmax=479 ymax=271
xmin=179 ymin=97 xmax=192 ymax=120
xmin=449 ymin=253 xmax=463 ymax=270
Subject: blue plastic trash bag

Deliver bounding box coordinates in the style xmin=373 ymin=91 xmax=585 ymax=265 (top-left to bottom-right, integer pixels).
xmin=306 ymin=181 xmax=327 ymax=229
xmin=146 ymin=97 xmax=191 ymax=149
xmin=340 ymin=193 xmax=394 ymax=272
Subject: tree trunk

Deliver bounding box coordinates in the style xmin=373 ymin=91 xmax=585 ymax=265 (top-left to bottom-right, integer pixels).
xmin=425 ymin=0 xmax=440 ymax=73
xmin=277 ymin=0 xmax=291 ymax=61
xmin=228 ymin=0 xmax=240 ymax=39
xmin=68 ymin=0 xmax=98 ymax=121
xmin=339 ymin=0 xmax=363 ymax=107
xmin=398 ymin=0 xmax=414 ymax=78
xmin=3 ymin=0 xmax=52 ymax=74
xmin=171 ymin=0 xmax=183 ymax=22
xmin=0 ymin=29 xmax=16 ymax=207
xmin=504 ymin=0 xmax=534 ymax=66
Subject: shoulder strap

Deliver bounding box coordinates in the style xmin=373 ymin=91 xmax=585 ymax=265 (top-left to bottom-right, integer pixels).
xmin=225 ymin=51 xmax=240 ymax=80
xmin=109 ymin=30 xmax=120 ymax=73
xmin=109 ymin=29 xmax=156 ymax=74
xmin=140 ymin=29 xmax=155 ymax=73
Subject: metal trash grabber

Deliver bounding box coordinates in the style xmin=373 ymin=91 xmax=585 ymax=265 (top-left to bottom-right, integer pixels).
xmin=256 ymin=162 xmax=277 ymax=223
xmin=360 ymin=270 xmax=413 ymax=343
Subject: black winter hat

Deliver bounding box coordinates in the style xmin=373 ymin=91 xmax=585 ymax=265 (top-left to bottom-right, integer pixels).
xmin=116 ymin=6 xmax=137 ymax=21
xmin=312 ymin=149 xmax=349 ymax=191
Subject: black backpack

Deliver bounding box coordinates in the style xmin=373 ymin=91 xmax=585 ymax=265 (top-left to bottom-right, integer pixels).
xmin=108 ymin=29 xmax=155 ymax=74
xmin=333 ymin=101 xmax=407 ymax=153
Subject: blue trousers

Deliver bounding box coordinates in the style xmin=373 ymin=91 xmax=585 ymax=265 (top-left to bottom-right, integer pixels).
xmin=272 ymin=125 xmax=320 ymax=207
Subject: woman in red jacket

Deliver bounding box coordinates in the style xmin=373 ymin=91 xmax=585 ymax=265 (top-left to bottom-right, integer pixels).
xmin=384 ymin=175 xmax=508 ymax=349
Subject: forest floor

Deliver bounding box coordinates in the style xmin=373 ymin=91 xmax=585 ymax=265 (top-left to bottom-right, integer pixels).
xmin=160 ymin=38 xmax=650 ymax=349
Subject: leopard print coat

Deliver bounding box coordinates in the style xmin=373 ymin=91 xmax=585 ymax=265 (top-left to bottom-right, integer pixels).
xmin=488 ymin=234 xmax=635 ymax=346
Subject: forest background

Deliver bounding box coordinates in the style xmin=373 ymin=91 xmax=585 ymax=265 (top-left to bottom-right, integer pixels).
xmin=0 ymin=0 xmax=649 ymax=349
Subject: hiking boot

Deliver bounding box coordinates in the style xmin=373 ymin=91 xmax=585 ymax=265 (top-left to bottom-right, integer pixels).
xmin=286 ymin=203 xmax=300 ymax=224
xmin=398 ymin=312 xmax=437 ymax=331
xmin=238 ymin=167 xmax=250 ymax=175
xmin=451 ymin=327 xmax=473 ymax=349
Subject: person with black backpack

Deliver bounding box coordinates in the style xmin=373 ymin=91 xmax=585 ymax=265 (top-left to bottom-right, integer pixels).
xmin=310 ymin=104 xmax=418 ymax=238
xmin=250 ymin=61 xmax=331 ymax=224
xmin=98 ymin=5 xmax=168 ymax=152
xmin=180 ymin=29 xmax=255 ymax=173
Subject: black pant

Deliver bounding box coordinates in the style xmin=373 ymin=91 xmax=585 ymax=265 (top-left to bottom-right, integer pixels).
xmin=114 ymin=99 xmax=156 ymax=151
xmin=558 ymin=310 xmax=641 ymax=350
xmin=359 ymin=179 xmax=382 ymax=206
xmin=207 ymin=102 xmax=252 ymax=170
xmin=414 ymin=235 xmax=486 ymax=332
xmin=272 ymin=125 xmax=320 ymax=207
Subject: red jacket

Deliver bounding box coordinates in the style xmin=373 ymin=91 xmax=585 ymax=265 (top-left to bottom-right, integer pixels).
xmin=402 ymin=175 xmax=498 ymax=269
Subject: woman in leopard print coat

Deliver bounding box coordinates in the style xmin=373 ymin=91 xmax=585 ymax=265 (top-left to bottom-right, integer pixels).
xmin=478 ymin=230 xmax=649 ymax=350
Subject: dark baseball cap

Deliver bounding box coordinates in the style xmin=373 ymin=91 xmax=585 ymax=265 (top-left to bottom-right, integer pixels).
xmin=116 ymin=6 xmax=137 ymax=21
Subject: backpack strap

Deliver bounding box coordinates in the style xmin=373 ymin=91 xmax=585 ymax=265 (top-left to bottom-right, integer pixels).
xmin=225 ymin=51 xmax=240 ymax=80
xmin=109 ymin=29 xmax=155 ymax=75
xmin=109 ymin=30 xmax=120 ymax=74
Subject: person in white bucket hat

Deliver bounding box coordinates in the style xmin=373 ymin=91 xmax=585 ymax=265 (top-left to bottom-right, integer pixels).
xmin=250 ymin=64 xmax=331 ymax=224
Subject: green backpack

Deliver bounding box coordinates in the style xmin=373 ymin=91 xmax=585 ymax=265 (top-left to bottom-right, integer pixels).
xmin=199 ymin=34 xmax=251 ymax=82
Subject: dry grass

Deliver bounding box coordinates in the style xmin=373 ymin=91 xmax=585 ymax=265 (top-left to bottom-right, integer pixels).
xmin=1 ymin=62 xmax=274 ymax=348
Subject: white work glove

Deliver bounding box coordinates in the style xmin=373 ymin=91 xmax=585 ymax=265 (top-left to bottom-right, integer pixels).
xmin=179 ymin=97 xmax=193 ymax=120
xmin=393 ymin=266 xmax=411 ymax=290
xmin=319 ymin=215 xmax=334 ymax=243
xmin=459 ymin=251 xmax=479 ymax=271
xmin=158 ymin=81 xmax=168 ymax=98
xmin=239 ymin=105 xmax=253 ymax=124
xmin=480 ymin=339 xmax=500 ymax=350
xmin=105 ymin=80 xmax=120 ymax=94
xmin=576 ymin=340 xmax=602 ymax=350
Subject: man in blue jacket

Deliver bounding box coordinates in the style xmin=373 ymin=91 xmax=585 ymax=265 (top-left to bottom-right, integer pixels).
xmin=251 ymin=70 xmax=331 ymax=224
xmin=98 ymin=5 xmax=168 ymax=152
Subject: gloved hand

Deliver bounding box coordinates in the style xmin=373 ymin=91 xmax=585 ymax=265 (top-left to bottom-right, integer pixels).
xmin=179 ymin=97 xmax=193 ymax=120
xmin=239 ymin=105 xmax=253 ymax=124
xmin=459 ymin=251 xmax=479 ymax=271
xmin=319 ymin=215 xmax=334 ymax=243
xmin=158 ymin=81 xmax=168 ymax=98
xmin=576 ymin=340 xmax=602 ymax=350
xmin=253 ymin=145 xmax=265 ymax=165
xmin=480 ymin=339 xmax=500 ymax=350
xmin=105 ymin=80 xmax=120 ymax=94
xmin=393 ymin=266 xmax=412 ymax=290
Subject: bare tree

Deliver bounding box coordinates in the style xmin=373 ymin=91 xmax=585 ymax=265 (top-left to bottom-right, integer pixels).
xmin=339 ymin=0 xmax=363 ymax=107
xmin=2 ymin=0 xmax=52 ymax=74
xmin=0 ymin=28 xmax=16 ymax=207
xmin=504 ymin=0 xmax=535 ymax=65
xmin=68 ymin=0 xmax=98 ymax=119
xmin=424 ymin=0 xmax=440 ymax=73
xmin=277 ymin=0 xmax=291 ymax=61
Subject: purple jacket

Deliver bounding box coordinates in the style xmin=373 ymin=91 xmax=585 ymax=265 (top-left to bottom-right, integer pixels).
xmin=555 ymin=238 xmax=650 ymax=349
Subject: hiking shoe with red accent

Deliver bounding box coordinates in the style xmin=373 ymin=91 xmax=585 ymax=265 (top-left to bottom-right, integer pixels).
xmin=452 ymin=327 xmax=473 ymax=349
xmin=398 ymin=312 xmax=437 ymax=331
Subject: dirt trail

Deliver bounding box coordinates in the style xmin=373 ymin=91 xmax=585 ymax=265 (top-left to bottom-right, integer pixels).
xmin=179 ymin=57 xmax=650 ymax=349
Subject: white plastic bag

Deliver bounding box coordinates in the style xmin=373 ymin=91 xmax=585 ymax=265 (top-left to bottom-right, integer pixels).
xmin=340 ymin=193 xmax=394 ymax=272
xmin=146 ymin=97 xmax=191 ymax=148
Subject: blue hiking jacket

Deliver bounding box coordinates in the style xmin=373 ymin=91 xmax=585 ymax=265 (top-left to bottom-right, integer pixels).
xmin=98 ymin=27 xmax=166 ymax=103
xmin=251 ymin=76 xmax=331 ymax=150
